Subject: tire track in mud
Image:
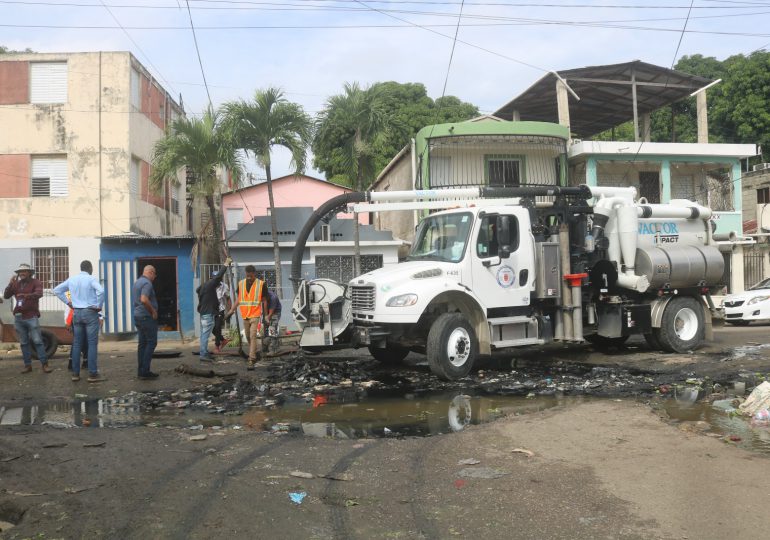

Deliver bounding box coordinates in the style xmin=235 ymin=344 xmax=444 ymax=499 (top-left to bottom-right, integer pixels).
xmin=407 ymin=438 xmax=441 ymax=540
xmin=321 ymin=442 xmax=381 ymax=540
xmin=169 ymin=436 xmax=291 ymax=540
xmin=111 ymin=436 xmax=238 ymax=540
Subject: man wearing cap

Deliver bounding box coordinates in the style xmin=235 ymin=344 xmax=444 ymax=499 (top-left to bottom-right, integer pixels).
xmin=3 ymin=263 xmax=52 ymax=374
xmin=54 ymin=260 xmax=105 ymax=382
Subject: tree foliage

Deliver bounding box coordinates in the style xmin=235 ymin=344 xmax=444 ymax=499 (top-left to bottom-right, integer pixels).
xmin=222 ymin=87 xmax=312 ymax=290
xmin=150 ymin=108 xmax=244 ymax=262
xmin=313 ymin=82 xmax=479 ymax=186
xmin=593 ymin=51 xmax=770 ymax=160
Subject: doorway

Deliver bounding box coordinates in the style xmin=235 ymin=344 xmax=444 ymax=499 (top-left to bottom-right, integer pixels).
xmin=639 ymin=171 xmax=661 ymax=203
xmin=137 ymin=257 xmax=178 ymax=331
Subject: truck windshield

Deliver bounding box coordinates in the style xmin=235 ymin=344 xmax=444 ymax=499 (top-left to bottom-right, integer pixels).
xmin=408 ymin=212 xmax=472 ymax=263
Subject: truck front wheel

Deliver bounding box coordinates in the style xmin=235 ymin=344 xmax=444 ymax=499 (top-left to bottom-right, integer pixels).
xmin=427 ymin=313 xmax=477 ymax=380
xmin=368 ymin=343 xmax=409 ymax=365
xmin=657 ymin=296 xmax=705 ymax=353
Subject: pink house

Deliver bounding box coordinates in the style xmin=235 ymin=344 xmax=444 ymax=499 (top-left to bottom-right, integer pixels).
xmin=221 ymin=174 xmax=368 ymax=231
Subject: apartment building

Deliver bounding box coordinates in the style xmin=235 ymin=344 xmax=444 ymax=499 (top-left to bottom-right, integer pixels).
xmin=0 ymin=51 xmax=187 ymax=322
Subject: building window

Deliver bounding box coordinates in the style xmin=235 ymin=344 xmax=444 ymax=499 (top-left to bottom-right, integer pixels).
xmin=486 ymin=155 xmax=522 ymax=188
xmin=31 ymin=156 xmax=68 ymax=197
xmin=315 ymin=255 xmax=383 ymax=284
xmin=171 ymin=183 xmax=180 ymax=215
xmin=226 ymin=208 xmax=243 ymax=231
xmin=130 ymin=156 xmax=140 ymax=195
xmin=758 ymin=187 xmax=770 ymax=205
xmin=430 ymin=156 xmax=452 ymax=187
xmin=30 ymin=62 xmax=67 ymax=104
xmin=32 ymin=247 xmax=69 ymax=289
xmin=130 ymin=68 xmax=141 ymax=111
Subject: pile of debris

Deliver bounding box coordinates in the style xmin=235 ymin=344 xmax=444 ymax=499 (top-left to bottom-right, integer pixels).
xmin=264 ymin=352 xmax=382 ymax=392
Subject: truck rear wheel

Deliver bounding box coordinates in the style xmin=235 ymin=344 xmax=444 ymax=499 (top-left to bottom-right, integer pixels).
xmin=368 ymin=343 xmax=409 ymax=365
xmin=427 ymin=313 xmax=477 ymax=380
xmin=657 ymin=296 xmax=705 ymax=353
xmin=31 ymin=330 xmax=58 ymax=360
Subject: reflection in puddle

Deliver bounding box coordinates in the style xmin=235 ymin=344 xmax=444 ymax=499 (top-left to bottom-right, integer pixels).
xmin=665 ymin=390 xmax=770 ymax=454
xmin=0 ymin=391 xmax=567 ymax=437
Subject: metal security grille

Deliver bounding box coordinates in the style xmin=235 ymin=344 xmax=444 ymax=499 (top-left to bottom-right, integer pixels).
xmin=316 ymin=255 xmax=383 ymax=284
xmin=743 ymin=245 xmax=765 ymax=288
xmin=32 ymin=247 xmax=69 ymax=289
xmin=350 ymin=285 xmax=375 ymax=311
xmin=424 ymin=134 xmax=566 ymax=189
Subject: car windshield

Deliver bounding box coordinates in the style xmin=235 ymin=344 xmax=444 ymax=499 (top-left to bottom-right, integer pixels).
xmin=748 ymin=278 xmax=770 ymax=291
xmin=407 ymin=212 xmax=473 ymax=263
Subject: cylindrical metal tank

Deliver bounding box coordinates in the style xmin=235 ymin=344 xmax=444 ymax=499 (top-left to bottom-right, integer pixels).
xmin=634 ymin=245 xmax=724 ymax=289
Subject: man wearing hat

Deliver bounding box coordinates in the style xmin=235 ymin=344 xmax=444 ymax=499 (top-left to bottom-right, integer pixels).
xmin=3 ymin=263 xmax=52 ymax=373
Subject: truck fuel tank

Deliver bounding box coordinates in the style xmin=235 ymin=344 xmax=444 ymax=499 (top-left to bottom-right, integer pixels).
xmin=634 ymin=245 xmax=724 ymax=289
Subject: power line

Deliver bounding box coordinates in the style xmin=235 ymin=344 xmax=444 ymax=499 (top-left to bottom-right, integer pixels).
xmin=97 ymin=0 xmax=178 ymax=96
xmin=184 ymin=0 xmax=213 ymax=107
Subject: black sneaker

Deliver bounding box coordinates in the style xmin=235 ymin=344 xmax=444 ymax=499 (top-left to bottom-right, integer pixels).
xmin=138 ymin=372 xmax=160 ymax=380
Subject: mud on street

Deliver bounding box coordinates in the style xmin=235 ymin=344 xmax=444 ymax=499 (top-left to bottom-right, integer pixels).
xmin=1 ymin=323 xmax=770 ymax=539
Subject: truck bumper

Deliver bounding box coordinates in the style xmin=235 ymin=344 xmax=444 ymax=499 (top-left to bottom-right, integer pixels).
xmin=351 ymin=325 xmax=390 ymax=347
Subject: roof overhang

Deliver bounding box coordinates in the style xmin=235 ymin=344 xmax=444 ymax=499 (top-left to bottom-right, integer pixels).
xmin=494 ymin=61 xmax=714 ymax=139
xmin=569 ymin=141 xmax=760 ymax=160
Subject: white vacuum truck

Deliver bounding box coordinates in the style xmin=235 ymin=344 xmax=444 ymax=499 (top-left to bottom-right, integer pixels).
xmin=291 ymin=184 xmax=725 ymax=380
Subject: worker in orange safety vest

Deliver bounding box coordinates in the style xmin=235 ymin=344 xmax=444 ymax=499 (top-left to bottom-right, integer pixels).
xmin=227 ymin=264 xmax=268 ymax=370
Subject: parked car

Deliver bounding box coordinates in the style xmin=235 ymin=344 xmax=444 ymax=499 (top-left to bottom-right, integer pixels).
xmin=722 ymin=277 xmax=770 ymax=325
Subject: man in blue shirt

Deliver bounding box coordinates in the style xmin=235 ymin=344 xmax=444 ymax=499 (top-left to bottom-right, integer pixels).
xmin=132 ymin=264 xmax=159 ymax=380
xmin=54 ymin=260 xmax=105 ymax=382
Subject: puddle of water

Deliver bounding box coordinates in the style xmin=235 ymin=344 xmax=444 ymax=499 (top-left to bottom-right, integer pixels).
xmin=0 ymin=392 xmax=572 ymax=438
xmin=664 ymin=389 xmax=770 ymax=454
xmin=727 ymin=343 xmax=770 ymax=361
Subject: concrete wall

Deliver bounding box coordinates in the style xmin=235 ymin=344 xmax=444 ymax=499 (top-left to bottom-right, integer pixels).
xmin=0 ymin=51 xmax=185 ymax=240
xmin=373 ymin=153 xmax=415 ymax=254
xmin=741 ymin=170 xmax=770 ymax=224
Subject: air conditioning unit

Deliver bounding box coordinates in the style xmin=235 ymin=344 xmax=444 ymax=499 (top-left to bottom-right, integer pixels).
xmin=752 ymin=163 xmax=770 ymax=172
xmin=320 ymin=224 xmax=330 ymax=242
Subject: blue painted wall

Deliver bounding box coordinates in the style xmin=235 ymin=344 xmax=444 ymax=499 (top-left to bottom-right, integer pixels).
xmin=99 ymin=239 xmax=196 ymax=340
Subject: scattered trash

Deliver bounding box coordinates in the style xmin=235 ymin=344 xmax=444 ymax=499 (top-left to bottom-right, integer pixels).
xmin=289 ymin=492 xmax=307 ymax=505
xmin=83 ymin=442 xmax=106 ymax=448
xmin=344 ymin=499 xmax=359 ymax=507
xmin=189 ymin=434 xmax=208 ymax=441
xmin=175 ymin=363 xmax=237 ymax=379
xmin=739 ymin=381 xmax=770 ymax=416
xmin=511 ymin=448 xmax=535 ymax=457
xmin=728 ymin=435 xmax=742 ymax=442
xmin=74 ymin=394 xmax=88 ymax=398
xmin=458 ymin=467 xmax=510 ymax=479
xmin=0 ymin=455 xmax=22 ymax=462
xmin=322 ymin=473 xmax=353 ymax=482
xmin=458 ymin=458 xmax=481 ymax=465
xmin=290 ymin=471 xmax=314 ymax=479
xmin=82 ymin=419 xmax=92 ymax=427
xmin=383 ymin=427 xmax=392 ymax=435
xmin=42 ymin=443 xmax=67 ymax=449
xmin=64 ymin=484 xmax=103 ymax=494
xmin=711 ymin=399 xmax=738 ymax=414
xmin=453 ymin=479 xmax=466 ymax=489
xmin=753 ymin=409 xmax=770 ymax=423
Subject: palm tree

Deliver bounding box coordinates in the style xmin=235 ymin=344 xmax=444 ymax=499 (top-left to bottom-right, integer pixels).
xmin=315 ymin=82 xmax=391 ymax=275
xmin=150 ymin=108 xmax=243 ymax=262
xmin=222 ymin=87 xmax=312 ymax=294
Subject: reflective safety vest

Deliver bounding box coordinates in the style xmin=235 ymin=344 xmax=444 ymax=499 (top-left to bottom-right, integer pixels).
xmin=238 ymin=278 xmax=263 ymax=319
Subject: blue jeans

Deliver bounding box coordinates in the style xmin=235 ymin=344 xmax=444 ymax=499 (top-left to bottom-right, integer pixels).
xmin=72 ymin=309 xmax=100 ymax=376
xmin=14 ymin=314 xmax=47 ymax=366
xmin=135 ymin=315 xmax=158 ymax=376
xmin=200 ymin=313 xmax=215 ymax=359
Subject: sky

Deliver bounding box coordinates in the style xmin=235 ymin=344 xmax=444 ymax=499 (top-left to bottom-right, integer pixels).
xmin=3 ymin=0 xmax=770 ymax=179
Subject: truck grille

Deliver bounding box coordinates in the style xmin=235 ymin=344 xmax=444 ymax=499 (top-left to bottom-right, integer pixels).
xmin=351 ymin=285 xmax=375 ymax=311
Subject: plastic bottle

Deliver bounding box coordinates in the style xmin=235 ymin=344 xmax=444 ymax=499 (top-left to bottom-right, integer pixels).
xmin=584 ymin=233 xmax=595 ymax=253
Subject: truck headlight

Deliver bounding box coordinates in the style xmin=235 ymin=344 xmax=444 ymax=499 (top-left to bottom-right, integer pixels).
xmin=386 ymin=293 xmax=418 ymax=307
xmin=748 ymin=295 xmax=770 ymax=305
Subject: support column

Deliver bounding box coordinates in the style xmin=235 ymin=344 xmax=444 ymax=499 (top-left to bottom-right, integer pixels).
xmin=556 ymin=79 xmax=571 ymax=136
xmin=586 ymin=157 xmax=597 ymax=187
xmin=640 ymin=112 xmax=651 ymax=142
xmin=661 ymin=159 xmax=671 ymax=203
xmin=631 ymin=68 xmax=639 ymax=143
xmin=696 ymin=91 xmax=709 ymax=144
xmin=511 ymin=109 xmax=521 ymax=121
xmin=732 ymin=160 xmax=742 ymax=213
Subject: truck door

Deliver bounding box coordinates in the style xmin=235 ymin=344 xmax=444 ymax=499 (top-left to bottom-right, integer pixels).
xmin=471 ymin=209 xmax=533 ymax=310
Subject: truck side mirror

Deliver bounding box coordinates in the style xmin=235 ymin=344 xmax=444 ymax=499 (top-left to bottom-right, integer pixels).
xmin=497 ymin=215 xmax=512 ymax=258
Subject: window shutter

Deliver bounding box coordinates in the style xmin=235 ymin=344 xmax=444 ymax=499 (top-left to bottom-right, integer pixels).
xmin=31 ymin=157 xmax=68 ymax=197
xmin=30 ymin=62 xmax=68 ymax=104
xmin=130 ymin=158 xmax=140 ymax=195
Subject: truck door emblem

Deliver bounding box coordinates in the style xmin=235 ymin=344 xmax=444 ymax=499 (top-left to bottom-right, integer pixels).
xmin=497 ymin=266 xmax=516 ymax=288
